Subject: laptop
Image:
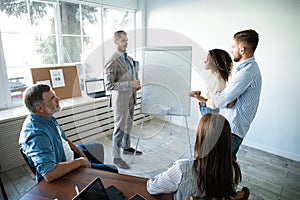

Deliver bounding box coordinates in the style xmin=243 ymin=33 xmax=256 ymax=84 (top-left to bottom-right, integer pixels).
xmin=85 ymin=78 xmax=106 ymax=98
xmin=72 ymin=177 xmax=128 ymax=200
xmin=72 ymin=177 xmax=110 ymax=200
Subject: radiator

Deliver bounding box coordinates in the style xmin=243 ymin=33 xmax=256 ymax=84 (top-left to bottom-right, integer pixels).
xmin=0 ymin=94 xmax=149 ymax=172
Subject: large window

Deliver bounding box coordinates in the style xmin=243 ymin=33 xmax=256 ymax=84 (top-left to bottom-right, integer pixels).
xmin=0 ymin=0 xmax=136 ymax=109
xmin=102 ymin=7 xmax=135 ymax=60
xmin=103 ymin=8 xmax=135 ymax=42
xmin=0 ymin=1 xmax=57 ymax=105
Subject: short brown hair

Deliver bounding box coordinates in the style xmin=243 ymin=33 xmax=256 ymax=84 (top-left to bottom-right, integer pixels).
xmin=114 ymin=30 xmax=127 ymax=40
xmin=234 ymin=29 xmax=259 ymax=53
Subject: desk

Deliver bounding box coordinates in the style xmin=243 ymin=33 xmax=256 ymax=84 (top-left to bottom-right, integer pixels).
xmin=19 ymin=168 xmax=172 ymax=200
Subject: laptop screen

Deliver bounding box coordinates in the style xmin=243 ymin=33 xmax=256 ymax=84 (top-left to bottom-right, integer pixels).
xmin=72 ymin=177 xmax=110 ymax=200
xmin=86 ymin=79 xmax=105 ymax=95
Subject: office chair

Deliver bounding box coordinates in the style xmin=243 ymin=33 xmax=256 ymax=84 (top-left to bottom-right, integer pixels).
xmin=0 ymin=175 xmax=8 ymax=200
xmin=190 ymin=187 xmax=250 ymax=200
xmin=19 ymin=147 xmax=36 ymax=175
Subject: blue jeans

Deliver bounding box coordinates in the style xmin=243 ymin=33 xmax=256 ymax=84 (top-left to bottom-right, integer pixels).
xmin=199 ymin=103 xmax=219 ymax=115
xmin=231 ymin=134 xmax=243 ymax=161
xmin=76 ymin=143 xmax=118 ymax=173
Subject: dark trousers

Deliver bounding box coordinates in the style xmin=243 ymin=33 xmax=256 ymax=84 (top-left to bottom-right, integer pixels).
xmin=76 ymin=144 xmax=118 ymax=173
xmin=232 ymin=133 xmax=243 ymax=161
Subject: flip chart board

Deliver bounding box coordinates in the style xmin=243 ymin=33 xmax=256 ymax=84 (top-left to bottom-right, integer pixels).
xmin=141 ymin=46 xmax=192 ymax=116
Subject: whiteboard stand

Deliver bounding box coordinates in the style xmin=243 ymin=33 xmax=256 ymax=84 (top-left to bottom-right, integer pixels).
xmin=184 ymin=115 xmax=193 ymax=158
xmin=131 ymin=114 xmax=193 ymax=164
xmin=131 ymin=114 xmax=145 ymax=164
xmin=169 ymin=115 xmax=173 ymax=135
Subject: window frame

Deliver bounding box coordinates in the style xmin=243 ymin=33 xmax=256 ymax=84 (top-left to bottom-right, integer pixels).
xmin=0 ymin=0 xmax=137 ymax=110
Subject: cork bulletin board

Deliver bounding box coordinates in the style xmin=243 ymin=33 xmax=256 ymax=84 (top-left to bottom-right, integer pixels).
xmin=30 ymin=65 xmax=82 ymax=100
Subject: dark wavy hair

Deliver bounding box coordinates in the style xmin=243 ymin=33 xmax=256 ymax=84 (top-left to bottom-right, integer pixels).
xmin=193 ymin=113 xmax=242 ymax=199
xmin=208 ymin=49 xmax=233 ymax=82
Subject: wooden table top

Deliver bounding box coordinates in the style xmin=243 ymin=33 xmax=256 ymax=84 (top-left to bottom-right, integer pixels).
xmin=19 ymin=167 xmax=172 ymax=200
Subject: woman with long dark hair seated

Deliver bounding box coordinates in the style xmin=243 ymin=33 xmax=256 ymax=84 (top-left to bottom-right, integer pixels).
xmin=147 ymin=113 xmax=242 ymax=199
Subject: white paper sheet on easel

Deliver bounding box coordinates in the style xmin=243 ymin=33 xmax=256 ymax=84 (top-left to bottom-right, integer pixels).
xmin=50 ymin=69 xmax=65 ymax=88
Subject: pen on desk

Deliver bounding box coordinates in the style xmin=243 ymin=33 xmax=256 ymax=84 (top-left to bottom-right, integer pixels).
xmin=75 ymin=185 xmax=79 ymax=195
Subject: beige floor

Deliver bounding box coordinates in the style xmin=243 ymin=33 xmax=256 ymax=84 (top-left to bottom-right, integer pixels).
xmin=97 ymin=118 xmax=194 ymax=178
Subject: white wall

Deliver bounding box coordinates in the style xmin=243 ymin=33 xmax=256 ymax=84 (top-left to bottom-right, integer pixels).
xmin=143 ymin=0 xmax=300 ymax=161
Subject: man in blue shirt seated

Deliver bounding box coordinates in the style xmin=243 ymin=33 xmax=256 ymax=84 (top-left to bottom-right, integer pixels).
xmin=19 ymin=84 xmax=118 ymax=183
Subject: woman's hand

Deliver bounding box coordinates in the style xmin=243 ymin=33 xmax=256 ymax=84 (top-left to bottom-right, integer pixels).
xmin=188 ymin=91 xmax=201 ymax=97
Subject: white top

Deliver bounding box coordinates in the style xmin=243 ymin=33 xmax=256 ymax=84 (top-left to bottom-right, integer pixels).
xmin=56 ymin=126 xmax=74 ymax=161
xmin=147 ymin=159 xmax=203 ymax=200
xmin=202 ymin=73 xmax=225 ymax=109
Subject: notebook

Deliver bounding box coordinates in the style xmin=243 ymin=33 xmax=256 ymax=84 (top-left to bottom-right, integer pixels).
xmin=85 ymin=78 xmax=106 ymax=98
xmin=72 ymin=177 xmax=128 ymax=200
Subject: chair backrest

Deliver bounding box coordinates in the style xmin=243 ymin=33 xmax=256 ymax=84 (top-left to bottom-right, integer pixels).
xmin=190 ymin=187 xmax=250 ymax=200
xmin=0 ymin=175 xmax=8 ymax=200
xmin=19 ymin=147 xmax=36 ymax=175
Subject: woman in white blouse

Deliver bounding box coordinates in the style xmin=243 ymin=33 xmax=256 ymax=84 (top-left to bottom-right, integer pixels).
xmin=189 ymin=49 xmax=233 ymax=115
xmin=147 ymin=113 xmax=242 ymax=200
